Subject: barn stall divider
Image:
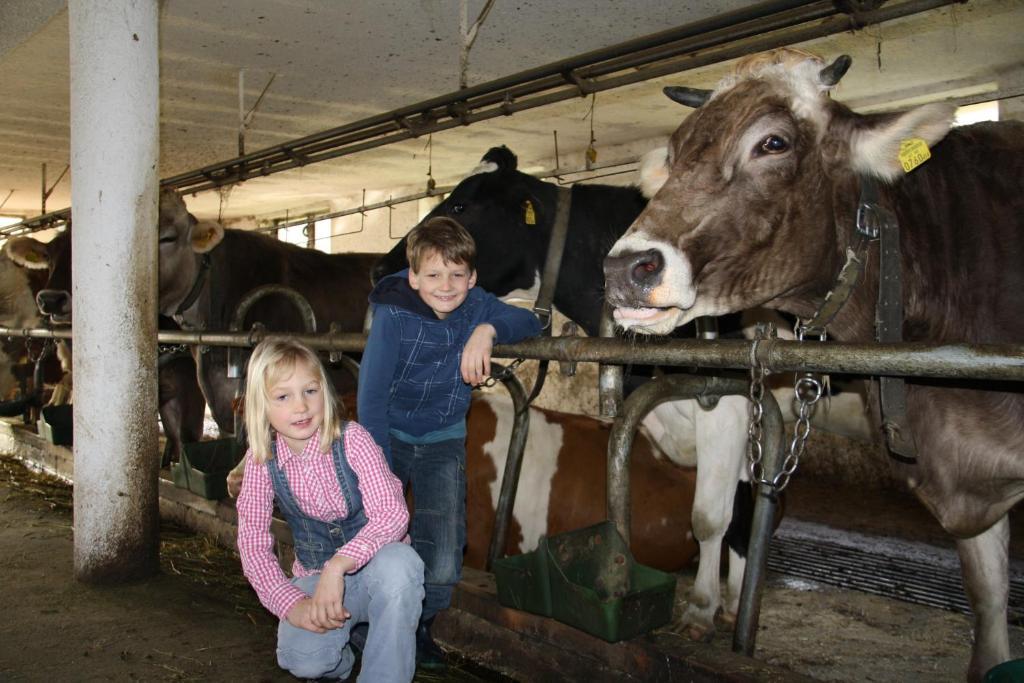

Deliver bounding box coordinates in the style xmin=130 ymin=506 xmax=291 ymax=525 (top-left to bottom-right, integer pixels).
xmin=3 ymin=322 xmax=1021 ymax=672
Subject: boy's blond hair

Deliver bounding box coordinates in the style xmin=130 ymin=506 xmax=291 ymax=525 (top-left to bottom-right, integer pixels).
xmin=406 ymin=217 xmax=476 ymax=273
xmin=243 ymin=339 xmax=342 ymax=464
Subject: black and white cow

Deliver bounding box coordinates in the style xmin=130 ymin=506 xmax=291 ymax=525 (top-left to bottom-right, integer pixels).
xmin=374 ymin=146 xmax=771 ymax=639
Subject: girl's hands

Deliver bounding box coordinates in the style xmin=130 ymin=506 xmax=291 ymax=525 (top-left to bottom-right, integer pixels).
xmin=310 ymin=554 xmax=357 ymax=630
xmin=462 ymin=324 xmax=496 ymax=385
xmin=286 ymin=598 xmax=329 ymax=633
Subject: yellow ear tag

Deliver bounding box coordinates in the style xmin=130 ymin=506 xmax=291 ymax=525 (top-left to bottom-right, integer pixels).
xmin=523 ymin=200 xmax=537 ymax=225
xmin=898 ymin=138 xmax=931 ymax=173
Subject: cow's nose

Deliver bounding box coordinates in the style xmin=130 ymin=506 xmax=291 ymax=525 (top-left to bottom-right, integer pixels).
xmin=36 ymin=289 xmax=71 ymax=317
xmin=604 ymin=249 xmax=664 ymax=289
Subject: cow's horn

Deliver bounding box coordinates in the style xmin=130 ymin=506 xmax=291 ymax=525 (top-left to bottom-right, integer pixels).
xmin=819 ymin=55 xmax=852 ymax=87
xmin=663 ymin=86 xmax=711 ymax=108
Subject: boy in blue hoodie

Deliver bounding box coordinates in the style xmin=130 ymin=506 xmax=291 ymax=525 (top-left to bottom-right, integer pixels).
xmin=357 ymin=216 xmax=541 ymax=669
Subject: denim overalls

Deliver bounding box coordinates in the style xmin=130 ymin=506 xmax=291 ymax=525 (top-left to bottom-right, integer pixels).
xmin=268 ymin=433 xmax=367 ymax=570
xmin=268 ymin=431 xmax=425 ymax=682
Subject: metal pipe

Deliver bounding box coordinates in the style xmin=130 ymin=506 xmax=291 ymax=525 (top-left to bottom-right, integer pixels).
xmin=598 ymin=304 xmax=623 ymax=418
xmin=485 ymin=364 xmax=531 ymax=571
xmin=226 ymin=284 xmax=318 ymax=378
xmin=733 ymin=388 xmax=785 ymax=657
xmin=226 ymin=285 xmax=318 ymax=437
xmin=606 ymin=375 xmax=749 ymax=541
xmin=3 ymin=327 xmax=1023 ymax=383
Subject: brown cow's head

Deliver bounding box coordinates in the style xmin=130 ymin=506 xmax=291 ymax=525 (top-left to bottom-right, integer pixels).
xmin=5 ymin=231 xmax=70 ymax=324
xmin=604 ymin=49 xmax=955 ymax=334
xmin=158 ymin=187 xmax=224 ymax=317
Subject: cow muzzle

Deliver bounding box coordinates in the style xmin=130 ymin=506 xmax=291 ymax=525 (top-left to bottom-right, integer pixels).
xmin=603 ymin=242 xmax=695 ymax=334
xmin=36 ymin=289 xmax=71 ymax=324
xmin=602 ymin=249 xmax=667 ymax=294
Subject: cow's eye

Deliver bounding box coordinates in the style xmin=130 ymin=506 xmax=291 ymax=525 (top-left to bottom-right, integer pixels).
xmin=756 ymin=135 xmax=789 ymax=155
xmin=158 ymin=235 xmax=176 ymax=244
xmin=449 ymin=203 xmax=465 ymax=215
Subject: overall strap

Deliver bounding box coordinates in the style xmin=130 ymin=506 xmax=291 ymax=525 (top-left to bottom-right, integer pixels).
xmin=330 ymin=426 xmax=365 ymax=520
xmin=266 ymin=440 xmax=304 ymax=519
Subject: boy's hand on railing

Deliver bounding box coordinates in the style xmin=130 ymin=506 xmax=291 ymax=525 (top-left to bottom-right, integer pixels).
xmin=462 ymin=324 xmax=496 ymax=385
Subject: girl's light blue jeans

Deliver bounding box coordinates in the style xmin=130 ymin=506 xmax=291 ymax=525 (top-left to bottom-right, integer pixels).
xmin=276 ymin=542 xmax=424 ymax=682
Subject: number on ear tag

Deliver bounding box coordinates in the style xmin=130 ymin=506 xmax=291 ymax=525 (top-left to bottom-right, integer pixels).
xmin=898 ymin=138 xmax=931 ymax=173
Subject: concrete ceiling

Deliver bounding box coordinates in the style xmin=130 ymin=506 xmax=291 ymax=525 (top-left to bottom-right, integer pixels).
xmin=1 ymin=0 xmax=1022 ymax=238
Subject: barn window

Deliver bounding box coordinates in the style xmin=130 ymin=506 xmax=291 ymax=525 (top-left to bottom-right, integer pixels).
xmin=954 ymin=101 xmax=999 ymax=126
xmin=277 ymin=218 xmax=332 ymax=253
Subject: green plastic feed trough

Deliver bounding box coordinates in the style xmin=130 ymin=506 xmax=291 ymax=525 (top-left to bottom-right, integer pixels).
xmin=171 ymin=438 xmax=243 ymax=500
xmin=495 ymin=521 xmax=676 ymax=642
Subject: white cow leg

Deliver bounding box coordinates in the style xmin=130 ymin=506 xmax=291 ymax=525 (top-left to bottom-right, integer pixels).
xmin=678 ymin=395 xmax=749 ymax=641
xmin=957 ymin=515 xmax=1010 ymax=682
xmin=679 ymin=533 xmax=723 ymax=641
xmin=720 ymin=545 xmax=746 ymax=626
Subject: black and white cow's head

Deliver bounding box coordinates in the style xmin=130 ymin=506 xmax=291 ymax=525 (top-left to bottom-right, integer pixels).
xmin=372 ymin=146 xmax=552 ymax=302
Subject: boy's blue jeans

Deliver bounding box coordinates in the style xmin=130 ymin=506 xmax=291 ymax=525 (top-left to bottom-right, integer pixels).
xmin=390 ymin=436 xmax=467 ymax=622
xmin=276 ymin=543 xmax=424 ymax=681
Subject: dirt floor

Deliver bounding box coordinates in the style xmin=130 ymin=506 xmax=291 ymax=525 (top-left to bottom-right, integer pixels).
xmin=2 ymin=438 xmax=1023 ymax=682
xmin=0 ymin=455 xmax=503 ymax=682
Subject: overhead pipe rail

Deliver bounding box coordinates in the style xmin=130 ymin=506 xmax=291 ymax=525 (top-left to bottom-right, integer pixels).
xmin=1 ymin=0 xmax=958 ymax=238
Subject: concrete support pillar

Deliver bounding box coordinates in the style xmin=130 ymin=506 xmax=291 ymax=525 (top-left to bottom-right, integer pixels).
xmin=68 ymin=0 xmax=160 ymax=582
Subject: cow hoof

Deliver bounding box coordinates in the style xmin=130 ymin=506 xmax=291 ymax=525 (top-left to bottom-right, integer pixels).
xmin=685 ymin=623 xmax=714 ymax=643
xmin=717 ymin=610 xmax=738 ymax=628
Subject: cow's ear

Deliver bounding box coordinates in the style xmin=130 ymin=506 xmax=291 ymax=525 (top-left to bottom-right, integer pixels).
xmin=638 ymin=147 xmax=670 ymax=199
xmin=3 ymin=236 xmax=50 ymax=270
xmin=482 ymin=146 xmax=518 ymax=171
xmin=191 ymin=219 xmax=225 ymax=253
xmin=849 ymin=103 xmax=956 ymax=181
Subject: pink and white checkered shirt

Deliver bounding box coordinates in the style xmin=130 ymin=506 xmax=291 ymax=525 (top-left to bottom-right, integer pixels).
xmin=236 ymin=422 xmax=409 ymax=620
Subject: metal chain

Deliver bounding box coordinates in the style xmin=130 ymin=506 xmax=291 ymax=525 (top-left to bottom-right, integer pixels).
xmin=157 ymin=343 xmax=191 ymax=356
xmin=747 ymin=326 xmax=770 ymax=486
xmin=474 ymin=357 xmax=525 ymax=389
xmin=747 ymin=324 xmax=824 ymax=493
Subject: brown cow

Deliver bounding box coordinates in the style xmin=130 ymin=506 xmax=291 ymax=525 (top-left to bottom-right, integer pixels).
xmin=18 ymin=190 xmax=380 ymax=439
xmin=604 ymin=48 xmax=1024 ymax=680
xmin=464 ymin=392 xmax=698 ymax=573
xmin=155 ymin=189 xmax=379 ymax=434
xmin=6 ymin=228 xmax=206 ymax=466
xmin=0 ymin=244 xmax=71 ymax=413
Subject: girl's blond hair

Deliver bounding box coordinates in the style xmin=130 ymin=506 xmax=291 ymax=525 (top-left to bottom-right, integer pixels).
xmin=243 ymin=339 xmax=342 ymax=464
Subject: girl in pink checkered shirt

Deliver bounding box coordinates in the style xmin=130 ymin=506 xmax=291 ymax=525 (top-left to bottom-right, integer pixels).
xmin=236 ymin=339 xmax=424 ymax=682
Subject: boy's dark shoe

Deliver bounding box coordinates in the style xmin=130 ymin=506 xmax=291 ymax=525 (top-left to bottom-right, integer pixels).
xmin=415 ymin=617 xmax=447 ymax=671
